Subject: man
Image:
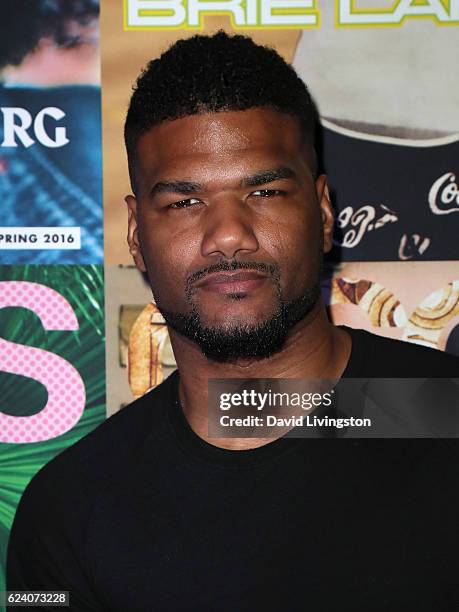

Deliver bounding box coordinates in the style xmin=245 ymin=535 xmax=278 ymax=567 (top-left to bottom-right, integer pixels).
xmin=7 ymin=32 xmax=459 ymax=611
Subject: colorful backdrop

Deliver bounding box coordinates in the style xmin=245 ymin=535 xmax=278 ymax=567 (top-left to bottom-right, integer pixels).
xmin=1 ymin=0 xmax=458 ymax=603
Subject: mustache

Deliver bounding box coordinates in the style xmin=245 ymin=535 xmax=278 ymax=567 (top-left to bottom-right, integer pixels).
xmin=186 ymin=260 xmax=280 ymax=295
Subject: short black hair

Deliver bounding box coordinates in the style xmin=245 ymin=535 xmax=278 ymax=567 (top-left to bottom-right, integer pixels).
xmin=0 ymin=0 xmax=98 ymax=70
xmin=125 ymin=31 xmax=317 ymax=191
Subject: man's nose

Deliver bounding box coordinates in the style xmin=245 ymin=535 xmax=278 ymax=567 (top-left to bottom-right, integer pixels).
xmin=200 ymin=198 xmax=259 ymax=259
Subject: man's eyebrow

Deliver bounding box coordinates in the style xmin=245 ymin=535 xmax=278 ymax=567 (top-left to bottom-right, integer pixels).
xmin=242 ymin=166 xmax=296 ymax=188
xmin=149 ymin=167 xmax=296 ymax=197
xmin=149 ymin=180 xmax=202 ymax=198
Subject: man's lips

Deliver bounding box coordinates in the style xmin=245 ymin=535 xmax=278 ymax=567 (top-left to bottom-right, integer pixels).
xmin=193 ymin=271 xmax=269 ymax=294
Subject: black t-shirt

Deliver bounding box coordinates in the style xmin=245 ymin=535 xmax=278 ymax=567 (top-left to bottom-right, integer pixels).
xmin=6 ymin=327 xmax=459 ymax=611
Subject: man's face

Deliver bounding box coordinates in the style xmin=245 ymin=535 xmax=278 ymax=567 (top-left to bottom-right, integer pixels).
xmin=126 ymin=108 xmax=333 ymax=361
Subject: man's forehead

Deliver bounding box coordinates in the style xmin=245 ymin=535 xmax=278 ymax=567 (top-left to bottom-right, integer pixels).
xmin=134 ymin=108 xmax=307 ymax=185
xmin=139 ymin=108 xmax=302 ymax=151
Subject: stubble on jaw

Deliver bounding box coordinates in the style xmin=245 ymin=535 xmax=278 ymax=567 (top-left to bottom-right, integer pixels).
xmin=155 ymin=259 xmax=322 ymax=363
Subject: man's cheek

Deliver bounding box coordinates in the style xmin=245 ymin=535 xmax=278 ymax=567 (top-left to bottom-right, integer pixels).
xmin=144 ymin=259 xmax=182 ymax=301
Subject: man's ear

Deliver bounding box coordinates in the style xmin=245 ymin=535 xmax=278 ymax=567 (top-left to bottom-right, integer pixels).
xmin=125 ymin=195 xmax=147 ymax=272
xmin=315 ymin=175 xmax=334 ymax=254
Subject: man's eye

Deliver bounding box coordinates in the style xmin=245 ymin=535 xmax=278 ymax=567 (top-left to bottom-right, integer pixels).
xmin=251 ymin=189 xmax=282 ymax=198
xmin=168 ymin=198 xmax=201 ymax=209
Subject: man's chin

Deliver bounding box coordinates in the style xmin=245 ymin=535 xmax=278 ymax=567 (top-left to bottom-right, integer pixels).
xmin=183 ymin=320 xmax=289 ymax=363
xmin=158 ymin=286 xmax=320 ymax=363
xmin=157 ymin=309 xmax=283 ymax=362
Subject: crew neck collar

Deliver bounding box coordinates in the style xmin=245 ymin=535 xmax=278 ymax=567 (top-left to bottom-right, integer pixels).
xmin=165 ymin=325 xmax=366 ymax=467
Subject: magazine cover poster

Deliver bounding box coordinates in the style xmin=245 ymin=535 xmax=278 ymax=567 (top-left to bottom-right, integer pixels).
xmin=0 ymin=0 xmax=103 ymax=265
xmin=0 ymin=264 xmax=106 ymax=597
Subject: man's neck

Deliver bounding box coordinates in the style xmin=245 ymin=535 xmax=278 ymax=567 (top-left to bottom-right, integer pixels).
xmin=170 ymin=302 xmax=352 ymax=450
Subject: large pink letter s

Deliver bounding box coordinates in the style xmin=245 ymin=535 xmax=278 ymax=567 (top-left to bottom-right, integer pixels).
xmin=0 ymin=281 xmax=85 ymax=443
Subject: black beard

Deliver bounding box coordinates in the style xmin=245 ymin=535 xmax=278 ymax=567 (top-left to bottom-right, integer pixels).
xmin=156 ymin=260 xmax=321 ymax=362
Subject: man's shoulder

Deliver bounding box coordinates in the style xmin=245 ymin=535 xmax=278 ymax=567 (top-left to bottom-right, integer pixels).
xmin=25 ymin=371 xmax=178 ymax=500
xmin=344 ymin=326 xmax=459 ymax=377
xmin=7 ymin=373 xmax=179 ymax=574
